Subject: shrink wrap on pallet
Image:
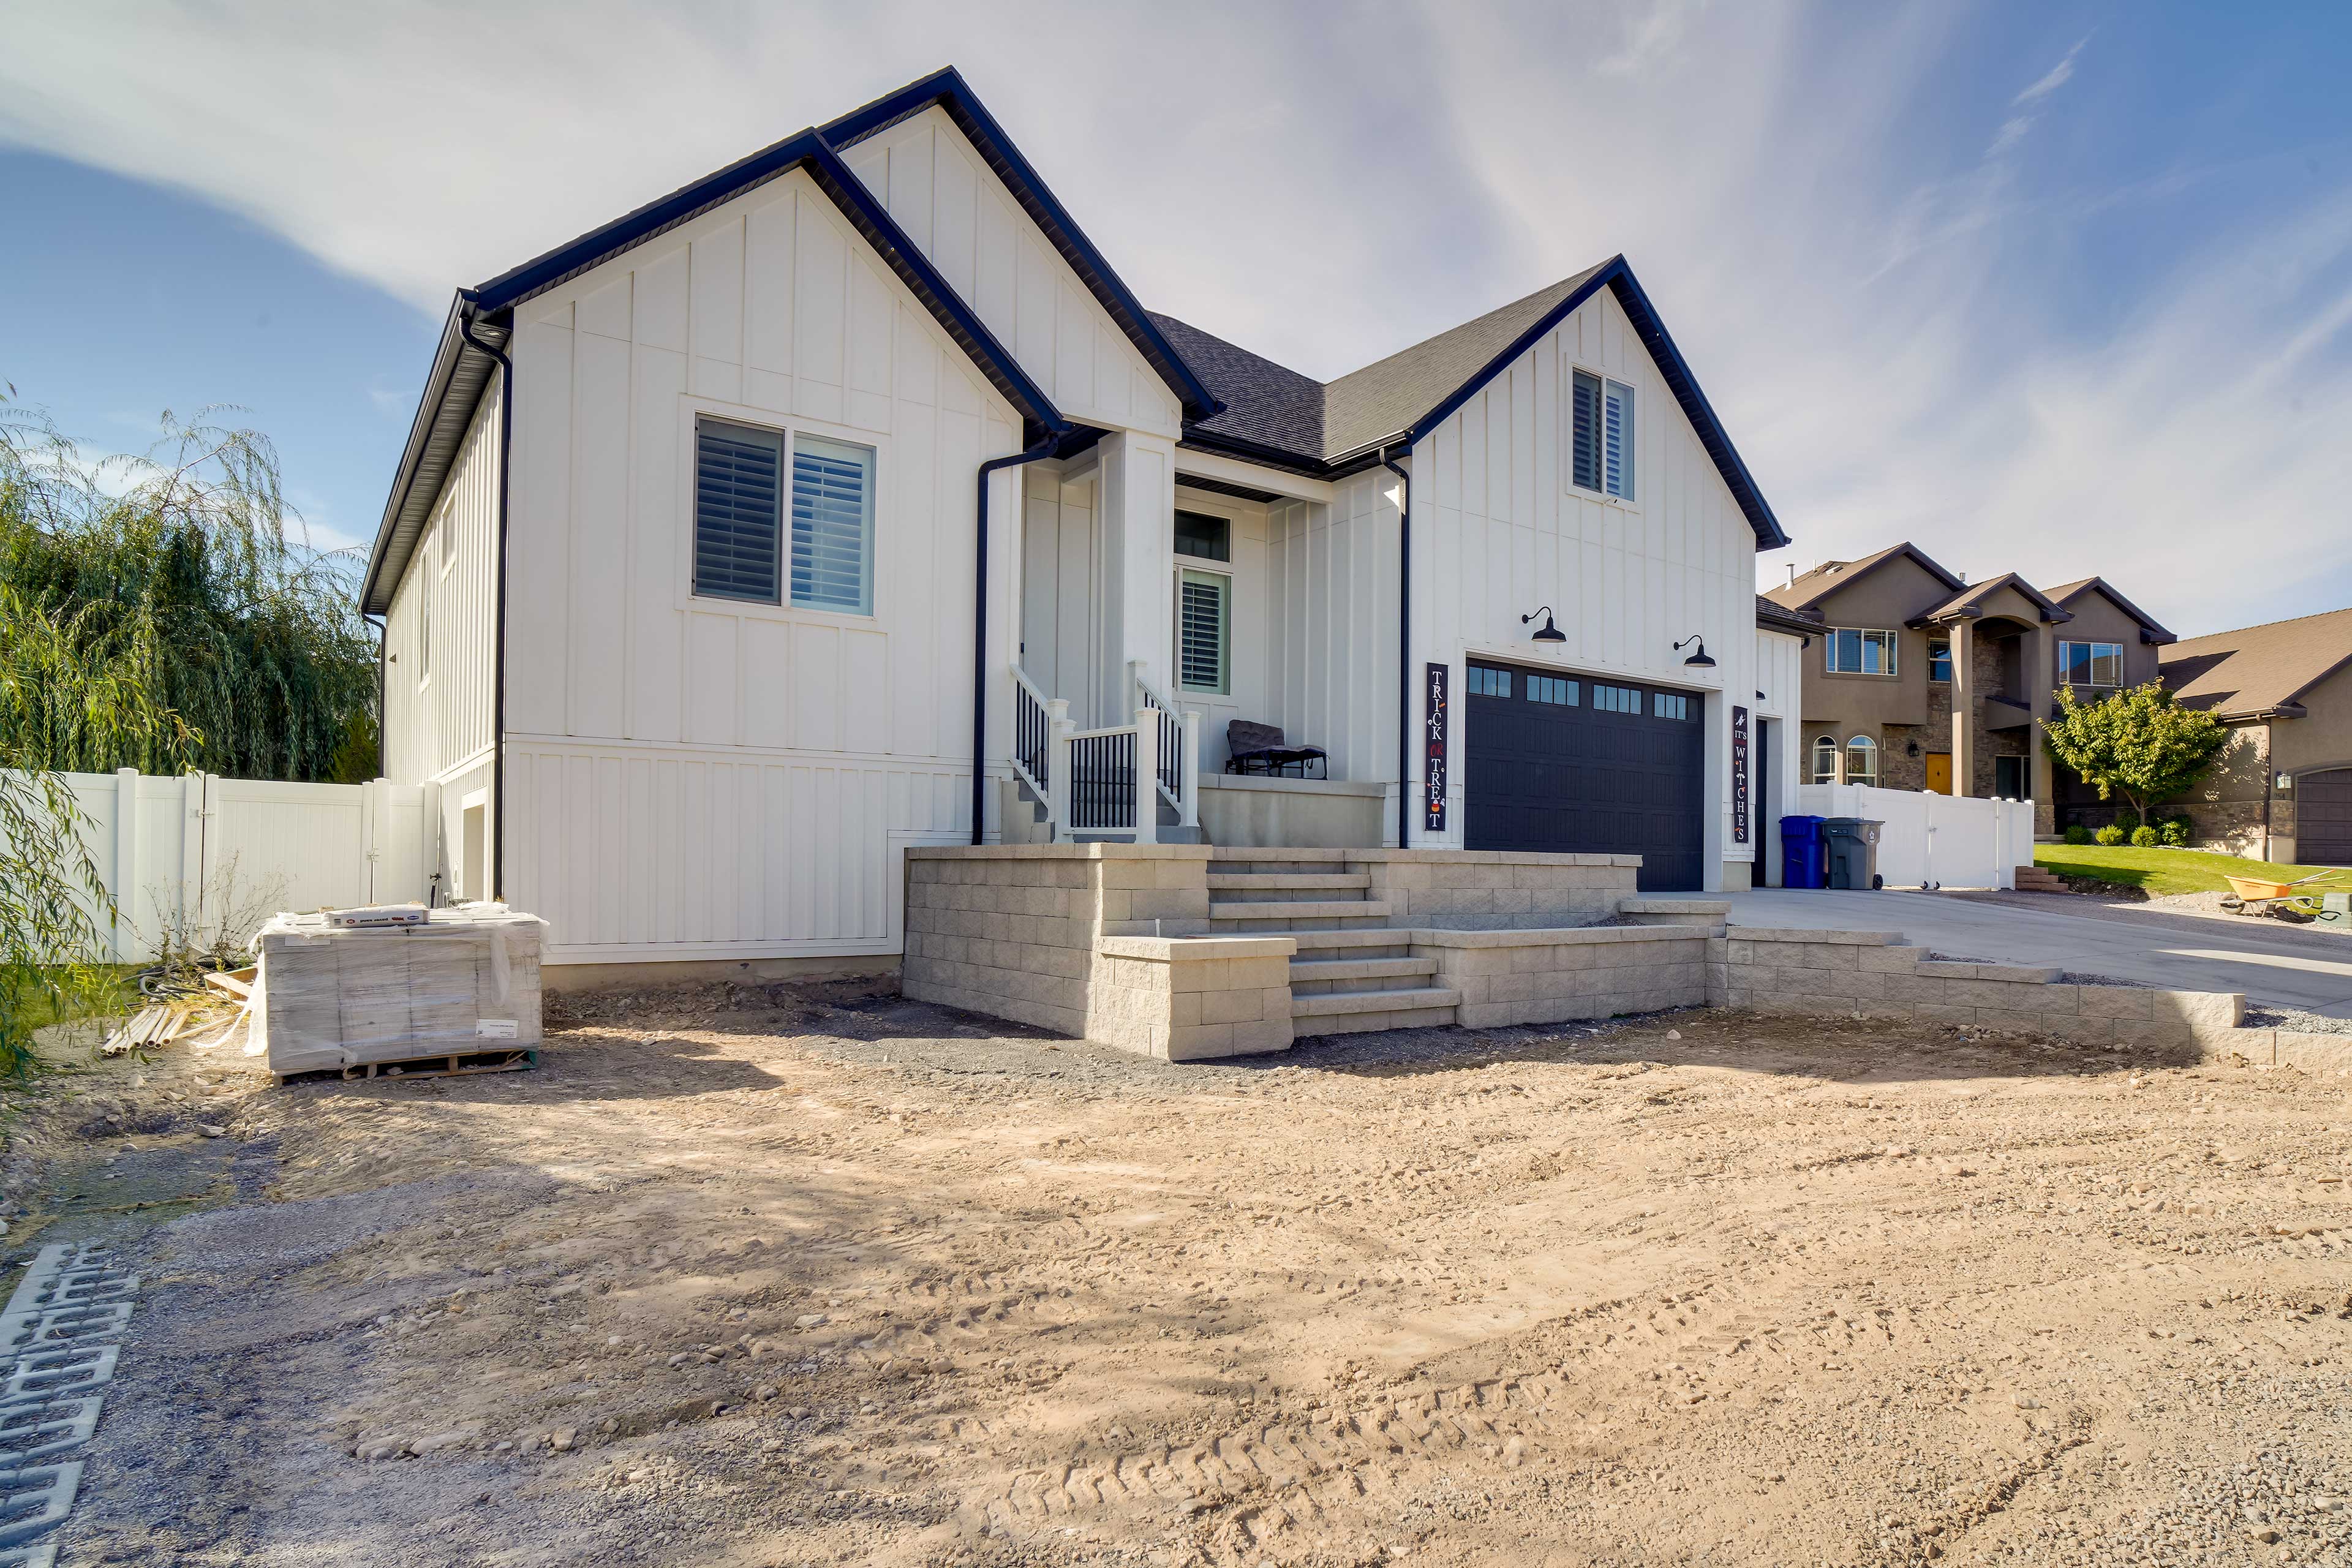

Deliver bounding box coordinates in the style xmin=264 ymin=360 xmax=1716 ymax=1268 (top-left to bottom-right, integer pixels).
xmin=249 ymin=906 xmax=546 ymax=1077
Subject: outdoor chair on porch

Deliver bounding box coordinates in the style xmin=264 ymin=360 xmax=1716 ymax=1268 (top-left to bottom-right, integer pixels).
xmin=1223 ymin=720 xmax=1328 ymax=779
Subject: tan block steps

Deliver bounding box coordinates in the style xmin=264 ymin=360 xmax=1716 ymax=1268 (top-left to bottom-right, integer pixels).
xmin=1208 ymin=899 xmax=1398 ymax=924
xmin=1288 ymin=955 xmax=1439 ymax=987
xmin=2013 ymin=866 xmax=2068 ymax=892
xmin=1290 ymin=986 xmax=1461 ymax=1036
xmin=1205 ymin=872 xmax=1372 ymax=892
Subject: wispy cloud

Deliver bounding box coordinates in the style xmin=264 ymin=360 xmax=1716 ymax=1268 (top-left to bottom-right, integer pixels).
xmin=0 ymin=4 xmax=2343 ymax=633
xmin=2014 ymin=36 xmax=2090 ymax=105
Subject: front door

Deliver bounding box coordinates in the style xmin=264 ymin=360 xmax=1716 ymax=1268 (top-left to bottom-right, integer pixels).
xmin=1924 ymin=753 xmax=1953 ymax=795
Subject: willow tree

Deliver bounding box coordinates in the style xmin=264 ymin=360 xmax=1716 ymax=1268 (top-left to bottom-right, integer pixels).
xmin=0 ymin=393 xmax=377 ymax=782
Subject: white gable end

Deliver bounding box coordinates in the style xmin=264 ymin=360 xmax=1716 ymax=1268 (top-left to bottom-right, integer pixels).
xmin=840 ymin=106 xmax=1182 ymax=440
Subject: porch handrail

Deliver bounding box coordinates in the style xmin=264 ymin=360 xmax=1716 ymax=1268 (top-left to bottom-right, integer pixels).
xmin=1127 ymin=660 xmax=1200 ymax=829
xmin=1011 ymin=664 xmax=1061 ymax=803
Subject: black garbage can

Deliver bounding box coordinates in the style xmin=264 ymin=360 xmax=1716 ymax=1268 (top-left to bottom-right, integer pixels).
xmin=1821 ymin=818 xmax=1884 ymax=890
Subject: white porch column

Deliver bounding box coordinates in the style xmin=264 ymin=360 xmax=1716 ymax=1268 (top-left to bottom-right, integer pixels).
xmin=1948 ymin=619 xmax=1974 ymax=799
xmin=1096 ymin=430 xmax=1177 ymax=723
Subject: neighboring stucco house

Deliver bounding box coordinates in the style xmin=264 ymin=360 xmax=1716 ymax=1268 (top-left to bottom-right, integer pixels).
xmin=363 ymin=67 xmax=1795 ymax=986
xmin=1762 ymin=544 xmax=2174 ymax=834
xmin=2159 ymin=606 xmax=2352 ymax=864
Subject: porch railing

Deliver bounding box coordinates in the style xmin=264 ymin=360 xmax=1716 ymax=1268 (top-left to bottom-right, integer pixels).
xmin=1011 ymin=665 xmax=1065 ymax=805
xmin=1128 ymin=660 xmax=1200 ymax=831
xmin=1009 ymin=663 xmax=1156 ymax=843
xmin=1058 ymin=715 xmax=1158 ymax=842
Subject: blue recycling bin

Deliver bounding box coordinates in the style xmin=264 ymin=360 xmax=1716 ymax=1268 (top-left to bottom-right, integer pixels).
xmin=1778 ymin=815 xmax=1826 ymax=889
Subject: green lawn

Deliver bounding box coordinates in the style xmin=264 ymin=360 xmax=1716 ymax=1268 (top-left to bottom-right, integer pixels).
xmin=2032 ymin=843 xmax=2347 ymax=897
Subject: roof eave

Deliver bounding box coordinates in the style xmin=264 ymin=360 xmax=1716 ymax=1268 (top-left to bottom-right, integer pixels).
xmin=361 ymin=297 xmax=502 ymax=617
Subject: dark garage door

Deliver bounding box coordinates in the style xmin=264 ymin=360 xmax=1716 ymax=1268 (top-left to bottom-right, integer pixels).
xmin=1463 ymin=660 xmax=1705 ymax=891
xmin=2301 ymin=768 xmax=2352 ymax=865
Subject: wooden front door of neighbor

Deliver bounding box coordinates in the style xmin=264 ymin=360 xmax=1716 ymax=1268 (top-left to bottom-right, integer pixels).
xmin=1924 ymin=753 xmax=1953 ymax=794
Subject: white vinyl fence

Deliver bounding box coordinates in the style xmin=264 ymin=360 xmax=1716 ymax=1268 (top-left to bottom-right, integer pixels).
xmin=13 ymin=769 xmax=437 ymax=962
xmin=1796 ymin=783 xmax=2037 ymax=892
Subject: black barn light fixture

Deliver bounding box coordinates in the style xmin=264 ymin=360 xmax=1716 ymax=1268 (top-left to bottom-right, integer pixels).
xmin=1673 ymin=633 xmax=1716 ymax=668
xmin=1521 ymin=606 xmax=1567 ymax=643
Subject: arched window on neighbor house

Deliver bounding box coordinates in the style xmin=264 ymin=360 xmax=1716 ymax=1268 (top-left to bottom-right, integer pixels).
xmin=1811 ymin=736 xmax=1839 ymax=782
xmin=1845 ymin=735 xmax=1879 ymax=788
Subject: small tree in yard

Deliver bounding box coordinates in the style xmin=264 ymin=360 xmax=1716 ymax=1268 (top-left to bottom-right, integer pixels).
xmin=2042 ymin=681 xmax=2230 ymax=832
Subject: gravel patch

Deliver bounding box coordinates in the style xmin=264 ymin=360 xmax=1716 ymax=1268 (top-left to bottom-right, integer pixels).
xmin=2242 ymin=1004 xmax=2352 ymax=1036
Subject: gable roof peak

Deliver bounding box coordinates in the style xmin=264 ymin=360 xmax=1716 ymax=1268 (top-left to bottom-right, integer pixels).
xmin=1760 ymin=540 xmax=1961 ymax=612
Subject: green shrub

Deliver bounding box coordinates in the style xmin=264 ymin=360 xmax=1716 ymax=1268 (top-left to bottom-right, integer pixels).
xmin=2129 ymin=824 xmax=2159 ymax=847
xmin=2160 ymin=816 xmax=2192 ymax=847
xmin=2094 ymin=824 xmax=2126 ymax=846
xmin=2064 ymin=824 xmax=2092 ymax=845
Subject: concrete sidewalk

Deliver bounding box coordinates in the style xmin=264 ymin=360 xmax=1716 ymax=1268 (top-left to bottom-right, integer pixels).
xmin=1724 ymin=887 xmax=2352 ymax=1016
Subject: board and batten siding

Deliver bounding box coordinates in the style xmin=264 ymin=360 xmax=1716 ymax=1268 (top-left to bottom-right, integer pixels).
xmin=838 ymin=107 xmax=1181 ymax=440
xmin=1264 ymin=474 xmax=1400 ymax=794
xmin=1753 ymin=626 xmax=1808 ymax=884
xmin=500 ymin=165 xmax=1027 ymax=963
xmin=382 ymin=377 xmax=501 ymax=897
xmin=1407 ymin=285 xmax=1763 ymax=885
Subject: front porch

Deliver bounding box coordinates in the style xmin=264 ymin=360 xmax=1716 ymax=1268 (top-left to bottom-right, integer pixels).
xmin=903 ymin=844 xmax=1722 ymax=1060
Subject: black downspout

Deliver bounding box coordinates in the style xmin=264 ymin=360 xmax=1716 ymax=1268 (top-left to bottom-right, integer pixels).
xmin=458 ymin=310 xmax=514 ymax=898
xmin=971 ymin=434 xmax=1062 ymax=844
xmin=1382 ymin=447 xmax=1412 ymax=850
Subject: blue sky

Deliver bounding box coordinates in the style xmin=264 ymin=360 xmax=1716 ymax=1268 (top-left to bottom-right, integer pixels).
xmin=4 ymin=1 xmax=2349 ymax=633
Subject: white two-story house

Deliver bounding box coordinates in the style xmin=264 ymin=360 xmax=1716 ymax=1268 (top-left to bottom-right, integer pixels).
xmin=365 ymin=67 xmax=1796 ymax=987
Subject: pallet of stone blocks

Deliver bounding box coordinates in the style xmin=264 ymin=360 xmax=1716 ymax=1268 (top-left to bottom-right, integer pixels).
xmin=249 ymin=905 xmax=546 ymax=1080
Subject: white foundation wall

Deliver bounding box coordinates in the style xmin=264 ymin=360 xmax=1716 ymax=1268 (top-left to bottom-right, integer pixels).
xmin=1405 ymin=285 xmax=1763 ymax=886
xmin=501 ymin=165 xmax=1026 ymax=964
xmin=837 ymin=106 xmax=1182 ymax=440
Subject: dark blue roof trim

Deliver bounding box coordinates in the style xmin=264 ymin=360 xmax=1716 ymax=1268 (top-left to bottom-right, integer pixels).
xmin=823 ymin=67 xmax=1224 ymax=424
xmin=465 ymin=127 xmax=1065 ymax=439
xmin=1385 ymin=257 xmax=1787 ymax=551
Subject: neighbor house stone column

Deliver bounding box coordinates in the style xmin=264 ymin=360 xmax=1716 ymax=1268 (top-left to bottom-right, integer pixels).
xmin=1947 ymin=619 xmax=1974 ymax=799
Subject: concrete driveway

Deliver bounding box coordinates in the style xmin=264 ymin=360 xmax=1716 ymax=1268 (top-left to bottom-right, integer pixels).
xmin=1724 ymin=887 xmax=2352 ymax=1016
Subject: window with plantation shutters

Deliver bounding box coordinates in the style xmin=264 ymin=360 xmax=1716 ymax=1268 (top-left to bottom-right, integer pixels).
xmin=790 ymin=435 xmax=875 ymax=613
xmin=1177 ymin=570 xmax=1229 ymax=694
xmin=1568 ymin=366 xmax=1635 ymax=501
xmin=693 ymin=420 xmax=783 ymax=603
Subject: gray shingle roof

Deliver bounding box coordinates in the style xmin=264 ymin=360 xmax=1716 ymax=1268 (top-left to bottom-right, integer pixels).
xmin=1322 ymin=266 xmax=1608 ymax=460
xmin=1147 ymin=313 xmax=1324 ymax=459
xmin=2161 ymin=606 xmax=2352 ymax=718
xmin=1152 ymin=265 xmax=1610 ymax=469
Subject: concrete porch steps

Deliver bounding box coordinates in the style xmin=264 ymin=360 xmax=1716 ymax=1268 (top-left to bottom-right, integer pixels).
xmin=1287 ymin=954 xmax=1440 ymax=993
xmin=1208 ymin=899 xmax=1398 ymax=930
xmin=1290 ymin=985 xmax=1463 ymax=1037
xmin=1205 ymin=872 xmax=1373 ymax=894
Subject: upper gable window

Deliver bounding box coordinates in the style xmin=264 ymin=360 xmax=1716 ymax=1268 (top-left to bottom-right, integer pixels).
xmin=693 ymin=417 xmax=876 ymax=614
xmin=1569 ymin=368 xmax=1636 ymax=502
xmin=1826 ymin=628 xmax=1897 ymax=676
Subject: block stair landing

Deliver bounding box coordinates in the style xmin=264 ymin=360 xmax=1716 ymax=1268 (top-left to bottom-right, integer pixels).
xmin=1207 ymin=859 xmax=1458 ymax=1036
xmin=2013 ymin=864 xmax=2068 ymax=893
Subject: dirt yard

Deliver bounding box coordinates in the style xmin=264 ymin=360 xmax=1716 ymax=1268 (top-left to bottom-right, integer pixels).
xmin=9 ymin=981 xmax=2351 ymax=1567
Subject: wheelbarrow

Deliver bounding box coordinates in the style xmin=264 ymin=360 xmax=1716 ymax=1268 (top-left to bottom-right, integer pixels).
xmin=2218 ymin=870 xmax=2348 ymax=918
